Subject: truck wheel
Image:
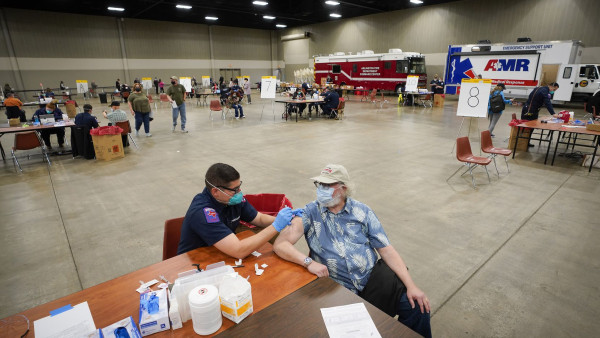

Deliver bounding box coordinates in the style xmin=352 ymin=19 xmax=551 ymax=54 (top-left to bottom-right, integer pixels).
xmin=395 ymin=84 xmax=404 ymax=94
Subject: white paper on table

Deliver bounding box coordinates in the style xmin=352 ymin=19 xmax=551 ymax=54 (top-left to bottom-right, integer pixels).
xmin=320 ymin=303 xmax=381 ymax=338
xmin=251 ymin=251 xmax=261 ymax=257
xmin=34 ymin=301 xmax=97 ymax=338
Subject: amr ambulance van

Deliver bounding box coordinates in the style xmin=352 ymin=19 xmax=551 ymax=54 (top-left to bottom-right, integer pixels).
xmin=444 ymin=40 xmax=600 ymax=102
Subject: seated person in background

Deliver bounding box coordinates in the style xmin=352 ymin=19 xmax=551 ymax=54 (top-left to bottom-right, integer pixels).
xmin=273 ymin=164 xmax=431 ymax=338
xmin=333 ymin=84 xmax=343 ymax=97
xmin=430 ymin=74 xmax=444 ymax=94
xmin=326 ymin=74 xmax=333 ymax=83
xmin=44 ymin=87 xmax=55 ymax=98
xmin=103 ymin=100 xmax=130 ymax=146
xmin=308 ymin=88 xmax=320 ymax=114
xmin=177 ymin=163 xmax=298 ymax=259
xmin=3 ymin=92 xmax=27 ymax=122
xmin=584 ymin=91 xmax=600 ymax=119
xmin=75 ymin=104 xmax=99 ymax=130
xmin=231 ymin=79 xmax=243 ymax=94
xmin=103 ymin=101 xmax=128 ymax=126
xmin=3 ymin=83 xmax=12 ymax=96
xmin=320 ymin=87 xmax=339 ymax=117
xmin=226 ymin=89 xmax=245 ymax=119
xmin=33 ymin=102 xmax=65 ymax=150
xmin=295 ymin=88 xmax=307 ymax=115
xmin=301 ymin=82 xmax=309 ymax=92
xmin=120 ymin=84 xmax=131 ymax=102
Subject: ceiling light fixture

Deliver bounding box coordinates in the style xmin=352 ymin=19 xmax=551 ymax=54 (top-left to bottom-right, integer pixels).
xmin=325 ymin=1 xmax=340 ymax=5
xmin=263 ymin=15 xmax=275 ymax=20
xmin=410 ymin=0 xmax=424 ymax=4
xmin=107 ymin=7 xmax=125 ymax=11
xmin=276 ymin=24 xmax=287 ymax=28
xmin=205 ymin=16 xmax=218 ymax=20
xmin=176 ymin=4 xmax=192 ymax=9
xmin=329 ymin=13 xmax=342 ymax=18
xmin=253 ymin=1 xmax=268 ymax=5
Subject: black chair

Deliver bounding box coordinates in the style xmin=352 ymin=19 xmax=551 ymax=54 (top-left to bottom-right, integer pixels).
xmin=5 ymin=106 xmax=27 ymax=122
xmin=71 ymin=126 xmax=95 ymax=159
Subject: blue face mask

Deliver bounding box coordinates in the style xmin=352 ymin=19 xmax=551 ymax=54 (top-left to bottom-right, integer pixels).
xmin=227 ymin=191 xmax=243 ymax=205
xmin=549 ymin=91 xmax=555 ymax=94
xmin=46 ymin=109 xmax=52 ymax=114
xmin=316 ymin=185 xmax=334 ymax=205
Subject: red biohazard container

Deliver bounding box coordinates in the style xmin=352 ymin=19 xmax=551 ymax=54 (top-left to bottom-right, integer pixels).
xmin=239 ymin=194 xmax=293 ymax=229
xmin=557 ymin=111 xmax=570 ymax=123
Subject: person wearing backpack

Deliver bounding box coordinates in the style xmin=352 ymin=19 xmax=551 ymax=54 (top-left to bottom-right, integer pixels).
xmin=487 ymin=83 xmax=512 ymax=137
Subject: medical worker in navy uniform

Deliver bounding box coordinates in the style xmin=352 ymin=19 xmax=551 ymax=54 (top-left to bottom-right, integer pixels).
xmin=177 ymin=163 xmax=299 ymax=259
xmin=521 ymin=82 xmax=559 ymax=121
xmin=521 ymin=82 xmax=559 ymax=147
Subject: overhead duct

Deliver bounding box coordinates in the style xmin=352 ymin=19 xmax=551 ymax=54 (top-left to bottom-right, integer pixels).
xmin=281 ymin=32 xmax=311 ymax=41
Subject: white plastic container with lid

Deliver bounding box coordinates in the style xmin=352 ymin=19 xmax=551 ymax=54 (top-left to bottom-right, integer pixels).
xmin=188 ymin=285 xmax=222 ymax=336
xmin=171 ymin=265 xmax=234 ymax=322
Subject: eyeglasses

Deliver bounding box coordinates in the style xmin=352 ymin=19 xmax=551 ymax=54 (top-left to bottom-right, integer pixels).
xmin=314 ymin=181 xmax=339 ymax=189
xmin=219 ymin=181 xmax=243 ymax=194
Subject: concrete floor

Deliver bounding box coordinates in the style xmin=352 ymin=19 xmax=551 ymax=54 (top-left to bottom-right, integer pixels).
xmin=1 ymin=94 xmax=599 ymax=337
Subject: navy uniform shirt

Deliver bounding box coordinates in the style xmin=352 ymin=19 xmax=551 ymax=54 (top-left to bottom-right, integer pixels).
xmin=177 ymin=188 xmax=258 ymax=255
xmin=74 ymin=111 xmax=99 ymax=129
xmin=527 ymin=86 xmax=556 ymax=115
xmin=33 ymin=107 xmax=64 ymax=121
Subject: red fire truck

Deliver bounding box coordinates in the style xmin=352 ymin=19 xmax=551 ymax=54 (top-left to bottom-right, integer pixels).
xmin=313 ymin=49 xmax=427 ymax=93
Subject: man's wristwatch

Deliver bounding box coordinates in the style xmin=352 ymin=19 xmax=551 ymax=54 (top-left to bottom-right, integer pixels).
xmin=303 ymin=257 xmax=313 ymax=267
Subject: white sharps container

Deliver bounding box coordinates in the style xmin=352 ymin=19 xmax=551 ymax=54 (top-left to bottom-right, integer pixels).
xmin=188 ymin=285 xmax=222 ymax=335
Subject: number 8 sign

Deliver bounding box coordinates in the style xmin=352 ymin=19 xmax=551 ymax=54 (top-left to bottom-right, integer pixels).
xmin=261 ymin=76 xmax=277 ymax=99
xmin=457 ymin=79 xmax=492 ymax=117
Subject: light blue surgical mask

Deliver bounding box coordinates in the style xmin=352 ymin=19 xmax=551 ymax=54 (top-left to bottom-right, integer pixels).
xmin=46 ymin=109 xmax=52 ymax=114
xmin=549 ymin=91 xmax=555 ymax=94
xmin=316 ymin=185 xmax=335 ymax=205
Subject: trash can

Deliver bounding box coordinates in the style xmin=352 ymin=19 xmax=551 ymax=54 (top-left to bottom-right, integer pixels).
xmin=99 ymin=92 xmax=108 ymax=104
xmin=90 ymin=126 xmax=125 ymax=161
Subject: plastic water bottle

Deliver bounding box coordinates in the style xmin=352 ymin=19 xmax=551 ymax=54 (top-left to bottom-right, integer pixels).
xmin=34 ymin=115 xmax=39 ymax=125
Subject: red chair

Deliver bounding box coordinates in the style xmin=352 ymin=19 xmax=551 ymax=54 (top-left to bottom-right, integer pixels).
xmin=11 ymin=131 xmax=51 ymax=172
xmin=455 ymin=136 xmax=492 ymax=188
xmin=163 ymin=217 xmax=184 ymax=260
xmin=369 ymin=89 xmax=378 ymax=104
xmin=115 ymin=120 xmax=138 ymax=149
xmin=210 ymin=99 xmax=227 ymax=120
xmin=331 ymin=98 xmax=345 ymax=120
xmin=159 ymin=93 xmax=170 ymax=108
xmin=147 ymin=95 xmax=157 ymax=110
xmin=481 ymin=130 xmax=512 ymax=176
xmin=420 ymin=94 xmax=432 ymax=108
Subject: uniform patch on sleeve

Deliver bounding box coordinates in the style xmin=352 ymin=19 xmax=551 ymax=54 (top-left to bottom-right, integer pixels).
xmin=203 ymin=207 xmax=220 ymax=223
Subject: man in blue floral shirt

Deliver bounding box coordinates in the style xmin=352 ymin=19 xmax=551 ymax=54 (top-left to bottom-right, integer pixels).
xmin=274 ymin=164 xmax=431 ymax=337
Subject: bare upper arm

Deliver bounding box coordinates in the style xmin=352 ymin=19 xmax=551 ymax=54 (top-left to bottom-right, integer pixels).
xmin=275 ymin=217 xmax=304 ymax=246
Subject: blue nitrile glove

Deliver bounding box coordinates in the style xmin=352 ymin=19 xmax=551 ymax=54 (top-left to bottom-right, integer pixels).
xmin=273 ymin=207 xmax=293 ymax=232
xmin=291 ymin=208 xmax=304 ymax=218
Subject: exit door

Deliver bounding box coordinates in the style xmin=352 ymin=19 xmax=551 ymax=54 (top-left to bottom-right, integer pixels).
xmin=554 ymin=64 xmax=576 ymax=101
xmin=219 ymin=69 xmax=241 ymax=84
